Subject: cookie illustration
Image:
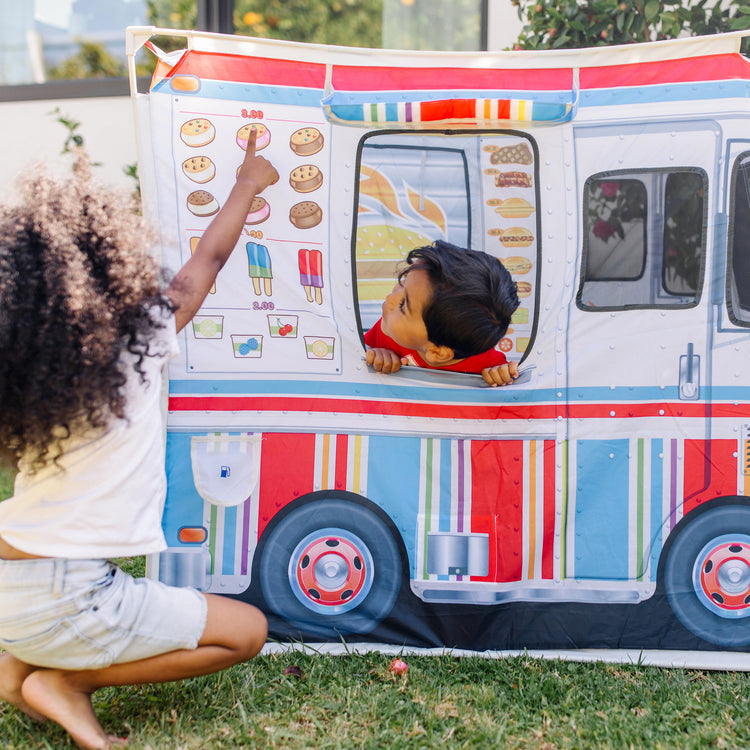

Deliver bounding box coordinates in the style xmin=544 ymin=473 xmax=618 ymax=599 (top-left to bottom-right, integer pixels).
xmin=290 ymin=201 xmax=322 ymax=229
xmin=290 ymin=127 xmax=324 ymax=156
xmin=290 ymin=164 xmax=323 ymax=193
xmin=237 ymin=123 xmax=270 ymax=151
xmin=182 ymin=156 xmax=215 ymax=184
xmin=180 ymin=118 xmax=215 ymax=148
xmin=490 ymin=142 xmax=533 ymax=165
xmin=187 ymin=190 xmax=219 ymax=217
xmin=494 ymin=172 xmax=533 ymax=188
xmin=495 ymin=197 xmax=535 ymax=218
xmin=245 ymin=196 xmax=270 ymax=225
xmin=499 ymin=228 xmax=534 ymax=249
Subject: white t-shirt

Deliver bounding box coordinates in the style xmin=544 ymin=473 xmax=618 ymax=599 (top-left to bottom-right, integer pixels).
xmin=0 ymin=308 xmax=179 ymax=558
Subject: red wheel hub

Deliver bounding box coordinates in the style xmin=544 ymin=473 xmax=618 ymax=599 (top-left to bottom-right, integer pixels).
xmin=699 ymin=541 xmax=750 ymax=611
xmin=295 ymin=536 xmax=367 ymax=607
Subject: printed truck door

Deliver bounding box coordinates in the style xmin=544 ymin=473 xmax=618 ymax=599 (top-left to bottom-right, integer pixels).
xmin=567 ymin=121 xmax=717 ymax=595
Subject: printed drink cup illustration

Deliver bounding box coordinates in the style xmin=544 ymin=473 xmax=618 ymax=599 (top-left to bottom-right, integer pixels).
xmin=192 ymin=315 xmax=224 ymax=339
xmin=268 ymin=315 xmax=299 ymax=338
xmin=231 ymin=334 xmax=263 ymax=358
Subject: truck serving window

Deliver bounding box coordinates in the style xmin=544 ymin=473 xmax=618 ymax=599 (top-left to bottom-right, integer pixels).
xmin=578 ymin=169 xmax=707 ymax=310
xmin=728 ymin=153 xmax=750 ymax=326
xmin=352 ymin=131 xmax=540 ymax=365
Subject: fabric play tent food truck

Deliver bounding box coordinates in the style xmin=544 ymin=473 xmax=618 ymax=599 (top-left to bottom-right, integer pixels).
xmin=127 ymin=26 xmax=750 ymax=660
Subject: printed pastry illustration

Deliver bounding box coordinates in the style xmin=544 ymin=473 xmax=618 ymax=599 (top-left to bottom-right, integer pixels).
xmin=187 ymin=190 xmax=219 ymax=217
xmin=246 ymin=242 xmax=273 ymax=296
xmin=489 ymin=142 xmax=533 ymax=165
xmin=494 ymin=197 xmax=535 ymax=218
xmin=298 ymin=248 xmax=323 ymax=304
xmin=498 ymin=228 xmax=534 ymax=249
xmin=290 ymin=127 xmax=324 ymax=156
xmin=180 ymin=118 xmax=215 ymax=147
xmin=237 ymin=123 xmax=270 ymax=151
xmin=290 ymin=164 xmax=323 ymax=193
xmin=182 ymin=156 xmax=216 ymax=183
xmin=493 ymin=172 xmax=533 ymax=188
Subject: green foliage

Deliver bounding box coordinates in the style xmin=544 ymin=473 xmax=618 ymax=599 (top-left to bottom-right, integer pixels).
xmin=512 ymin=0 xmax=750 ymax=50
xmin=47 ymin=40 xmax=126 ymax=79
xmin=233 ymin=0 xmax=383 ymax=48
xmin=147 ymin=0 xmax=198 ymax=30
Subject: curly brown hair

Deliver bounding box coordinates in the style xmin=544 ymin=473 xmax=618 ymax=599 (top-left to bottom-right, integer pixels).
xmin=0 ymin=165 xmax=173 ymax=472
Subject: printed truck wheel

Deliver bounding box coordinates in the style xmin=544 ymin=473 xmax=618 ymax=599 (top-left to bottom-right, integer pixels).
xmin=664 ymin=504 xmax=750 ymax=647
xmin=258 ymin=498 xmax=402 ymax=638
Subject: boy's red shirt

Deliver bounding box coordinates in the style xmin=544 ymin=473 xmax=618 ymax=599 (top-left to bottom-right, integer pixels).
xmin=364 ymin=318 xmax=508 ymax=373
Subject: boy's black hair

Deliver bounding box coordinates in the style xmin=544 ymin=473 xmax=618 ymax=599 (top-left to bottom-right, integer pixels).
xmin=400 ymin=240 xmax=520 ymax=359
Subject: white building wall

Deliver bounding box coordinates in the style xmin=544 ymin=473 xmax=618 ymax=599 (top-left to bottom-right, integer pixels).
xmin=0 ymin=95 xmax=137 ymax=202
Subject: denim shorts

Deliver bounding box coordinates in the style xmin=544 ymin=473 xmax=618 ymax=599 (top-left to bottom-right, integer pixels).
xmin=0 ymin=558 xmax=207 ymax=670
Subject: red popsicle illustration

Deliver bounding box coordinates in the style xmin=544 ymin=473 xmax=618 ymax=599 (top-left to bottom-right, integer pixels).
xmin=298 ymin=248 xmax=323 ymax=305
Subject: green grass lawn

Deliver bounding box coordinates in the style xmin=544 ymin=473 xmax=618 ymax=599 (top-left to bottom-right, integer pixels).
xmin=3 ymin=463 xmax=750 ymax=748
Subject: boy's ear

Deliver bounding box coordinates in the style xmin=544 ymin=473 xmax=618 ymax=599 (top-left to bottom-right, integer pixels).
xmin=422 ymin=343 xmax=455 ymax=366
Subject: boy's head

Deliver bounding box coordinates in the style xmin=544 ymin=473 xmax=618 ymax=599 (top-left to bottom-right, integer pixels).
xmin=380 ymin=240 xmax=519 ymax=365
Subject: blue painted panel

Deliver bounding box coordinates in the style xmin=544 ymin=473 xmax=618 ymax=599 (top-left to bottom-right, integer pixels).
xmin=574 ymin=439 xmax=629 ymax=580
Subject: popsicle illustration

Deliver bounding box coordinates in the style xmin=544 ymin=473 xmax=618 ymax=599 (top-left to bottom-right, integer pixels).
xmin=190 ymin=237 xmax=215 ymax=293
xmin=298 ymin=248 xmax=323 ymax=305
xmin=246 ymin=242 xmax=273 ymax=297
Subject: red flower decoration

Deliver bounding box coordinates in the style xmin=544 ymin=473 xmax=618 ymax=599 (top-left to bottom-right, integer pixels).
xmin=593 ymin=219 xmax=615 ymax=241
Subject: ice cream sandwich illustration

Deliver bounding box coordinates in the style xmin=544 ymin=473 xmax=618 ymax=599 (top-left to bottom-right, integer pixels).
xmin=246 ymin=242 xmax=273 ymax=296
xmin=237 ymin=123 xmax=270 ymax=151
xmin=298 ymin=248 xmax=323 ymax=304
xmin=245 ymin=196 xmax=270 ymax=225
xmin=182 ymin=156 xmax=215 ymax=184
xmin=290 ymin=201 xmax=322 ymax=229
xmin=495 ymin=197 xmax=535 ymax=218
xmin=490 ymin=142 xmax=533 ymax=165
xmin=290 ymin=127 xmax=324 ymax=156
xmin=187 ymin=190 xmax=219 ymax=217
xmin=180 ymin=118 xmax=215 ymax=147
xmin=494 ymin=172 xmax=533 ymax=188
xmin=290 ymin=164 xmax=323 ymax=193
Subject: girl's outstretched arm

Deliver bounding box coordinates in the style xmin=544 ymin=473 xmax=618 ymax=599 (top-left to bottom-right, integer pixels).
xmin=167 ymin=130 xmax=279 ymax=332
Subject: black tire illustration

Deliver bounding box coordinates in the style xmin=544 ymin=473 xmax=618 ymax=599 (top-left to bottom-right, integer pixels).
xmin=258 ymin=497 xmax=402 ymax=638
xmin=664 ymin=504 xmax=750 ymax=647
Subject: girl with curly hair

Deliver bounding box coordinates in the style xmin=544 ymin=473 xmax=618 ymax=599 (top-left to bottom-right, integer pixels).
xmin=0 ymin=131 xmax=278 ymax=750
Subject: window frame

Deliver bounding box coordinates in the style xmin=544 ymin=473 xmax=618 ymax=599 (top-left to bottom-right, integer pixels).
xmin=577 ymin=166 xmax=708 ymax=313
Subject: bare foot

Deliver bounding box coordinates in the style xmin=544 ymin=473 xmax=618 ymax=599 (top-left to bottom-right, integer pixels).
xmin=20 ymin=668 xmax=119 ymax=750
xmin=0 ymin=652 xmax=46 ymax=721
